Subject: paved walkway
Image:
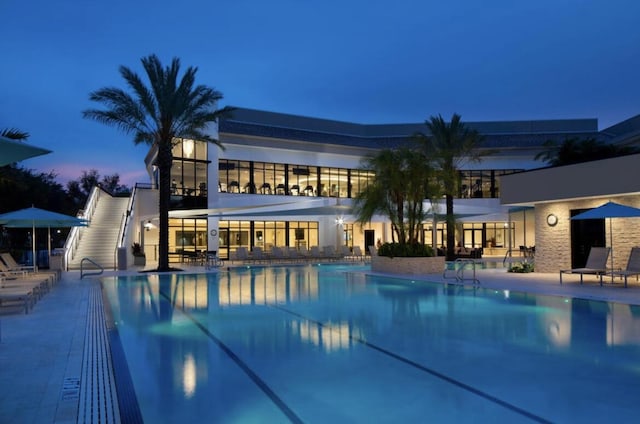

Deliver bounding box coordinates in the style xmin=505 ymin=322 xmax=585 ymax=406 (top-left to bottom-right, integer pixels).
xmin=1 ymin=264 xmax=640 ymax=423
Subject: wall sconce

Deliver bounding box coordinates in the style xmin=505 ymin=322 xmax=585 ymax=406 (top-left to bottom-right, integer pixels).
xmin=546 ymin=214 xmax=558 ymax=227
xmin=335 ymin=217 xmax=344 ymax=226
xmin=144 ymin=220 xmax=153 ymax=231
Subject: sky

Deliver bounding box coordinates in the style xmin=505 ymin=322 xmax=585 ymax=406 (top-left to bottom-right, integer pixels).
xmin=2 ymin=0 xmax=639 ymax=187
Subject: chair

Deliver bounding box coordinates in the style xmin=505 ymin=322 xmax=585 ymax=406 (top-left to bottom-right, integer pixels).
xmin=352 ymin=246 xmax=365 ymax=261
xmin=612 ymin=247 xmax=640 ymax=288
xmin=290 ymin=185 xmax=300 ymax=195
xmin=560 ymin=247 xmax=610 ymax=285
xmin=251 ymin=246 xmax=267 ymax=264
xmin=339 ymin=245 xmax=351 ymax=260
xmin=0 ymin=253 xmax=58 ymax=285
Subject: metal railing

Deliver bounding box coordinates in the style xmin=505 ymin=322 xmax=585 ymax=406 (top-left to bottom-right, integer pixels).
xmin=443 ymin=258 xmax=480 ymax=284
xmin=80 ymin=257 xmax=104 ymax=279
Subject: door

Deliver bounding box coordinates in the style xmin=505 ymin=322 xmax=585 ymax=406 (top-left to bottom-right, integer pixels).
xmin=570 ymin=209 xmax=605 ymax=268
xmin=364 ymin=230 xmax=375 ymax=255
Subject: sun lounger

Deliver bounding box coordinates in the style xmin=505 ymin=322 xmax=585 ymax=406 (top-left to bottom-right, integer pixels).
xmin=1 ymin=253 xmax=59 ymax=283
xmin=611 ymin=247 xmax=640 ymax=288
xmin=352 ymin=246 xmax=366 ymax=261
xmin=560 ymin=247 xmax=610 ymax=285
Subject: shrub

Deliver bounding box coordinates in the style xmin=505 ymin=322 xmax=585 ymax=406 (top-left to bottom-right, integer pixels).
xmin=378 ymin=242 xmax=435 ymax=258
xmin=508 ymin=262 xmax=534 ymax=273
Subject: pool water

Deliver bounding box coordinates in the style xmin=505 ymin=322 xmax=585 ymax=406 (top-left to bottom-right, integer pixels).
xmin=102 ymin=264 xmax=640 ymax=423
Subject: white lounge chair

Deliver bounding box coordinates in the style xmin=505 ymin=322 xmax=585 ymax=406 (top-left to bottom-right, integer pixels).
xmin=560 ymin=247 xmax=610 ymax=285
xmin=612 ymin=247 xmax=640 ymax=288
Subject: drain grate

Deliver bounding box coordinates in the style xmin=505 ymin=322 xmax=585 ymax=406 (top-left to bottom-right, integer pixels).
xmin=60 ymin=377 xmax=80 ymax=401
xmin=78 ymin=284 xmax=120 ymax=423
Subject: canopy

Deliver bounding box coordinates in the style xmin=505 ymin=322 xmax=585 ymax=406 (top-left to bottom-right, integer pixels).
xmin=0 ymin=206 xmax=87 ymax=269
xmin=571 ymin=201 xmax=640 ymax=281
xmin=0 ymin=135 xmax=52 ymax=166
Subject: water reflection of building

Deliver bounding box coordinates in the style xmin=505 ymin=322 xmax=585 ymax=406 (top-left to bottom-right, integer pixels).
xmin=607 ymin=304 xmax=640 ymax=346
xmin=218 ymin=268 xmax=319 ymax=306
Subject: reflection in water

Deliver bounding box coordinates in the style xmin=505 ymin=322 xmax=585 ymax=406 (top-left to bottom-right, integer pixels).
xmin=102 ymin=266 xmax=640 ymax=423
xmin=294 ymin=321 xmax=362 ymax=352
xmin=182 ymin=353 xmax=196 ymax=398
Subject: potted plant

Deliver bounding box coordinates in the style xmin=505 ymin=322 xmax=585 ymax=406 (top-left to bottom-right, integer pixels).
xmin=132 ymin=242 xmax=146 ymax=266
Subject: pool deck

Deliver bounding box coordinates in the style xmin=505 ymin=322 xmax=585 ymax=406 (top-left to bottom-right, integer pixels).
xmin=2 ymin=263 xmax=640 ymax=423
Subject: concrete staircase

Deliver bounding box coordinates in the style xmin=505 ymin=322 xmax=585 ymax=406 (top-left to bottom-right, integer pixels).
xmin=68 ymin=194 xmax=130 ymax=270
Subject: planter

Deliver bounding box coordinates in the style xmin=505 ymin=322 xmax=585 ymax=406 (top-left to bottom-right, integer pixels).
xmin=133 ymin=255 xmax=146 ymax=266
xmin=371 ymin=255 xmax=445 ymax=275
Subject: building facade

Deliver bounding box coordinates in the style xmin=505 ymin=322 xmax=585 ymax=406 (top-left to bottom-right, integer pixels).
xmin=136 ymin=107 xmax=624 ymax=262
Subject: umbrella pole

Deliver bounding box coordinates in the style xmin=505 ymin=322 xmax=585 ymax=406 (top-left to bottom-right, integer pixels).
xmin=32 ymin=222 xmax=37 ymax=272
xmin=610 ymin=217 xmax=614 ymax=282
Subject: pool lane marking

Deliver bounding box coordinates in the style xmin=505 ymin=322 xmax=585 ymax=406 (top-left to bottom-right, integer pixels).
xmin=273 ymin=305 xmax=552 ymax=424
xmin=157 ymin=291 xmax=304 ymax=424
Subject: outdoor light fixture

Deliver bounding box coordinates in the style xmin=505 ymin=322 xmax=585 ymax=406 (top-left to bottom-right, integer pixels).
xmin=144 ymin=220 xmax=153 ymax=231
xmin=546 ymin=214 xmax=558 ymax=227
xmin=335 ymin=217 xmax=344 ymax=226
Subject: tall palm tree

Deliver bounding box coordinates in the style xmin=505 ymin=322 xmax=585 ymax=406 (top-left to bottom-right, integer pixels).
xmin=83 ymin=54 xmax=233 ymax=271
xmin=415 ymin=114 xmax=482 ymax=261
xmin=353 ymin=147 xmax=437 ymax=247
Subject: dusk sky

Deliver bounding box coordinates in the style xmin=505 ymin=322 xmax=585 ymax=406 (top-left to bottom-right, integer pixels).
xmin=2 ymin=0 xmax=639 ymax=187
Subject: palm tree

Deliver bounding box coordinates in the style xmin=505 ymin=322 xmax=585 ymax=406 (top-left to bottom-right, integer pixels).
xmin=1 ymin=129 xmax=29 ymax=140
xmin=414 ymin=114 xmax=483 ymax=261
xmin=353 ymin=147 xmax=438 ymax=250
xmin=83 ymin=54 xmax=233 ymax=271
xmin=535 ymin=137 xmax=639 ymax=166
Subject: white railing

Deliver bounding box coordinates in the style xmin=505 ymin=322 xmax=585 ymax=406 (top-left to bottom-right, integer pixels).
xmin=63 ymin=186 xmax=102 ymax=270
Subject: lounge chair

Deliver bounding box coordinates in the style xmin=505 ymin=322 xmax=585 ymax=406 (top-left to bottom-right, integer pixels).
xmin=352 ymin=246 xmax=366 ymax=261
xmin=309 ymin=246 xmax=323 ymax=260
xmin=560 ymin=247 xmax=610 ymax=285
xmin=611 ymin=247 xmax=640 ymax=288
xmin=251 ymin=246 xmax=268 ymax=264
xmin=1 ymin=252 xmax=60 ymax=283
xmin=0 ymin=284 xmax=36 ymax=314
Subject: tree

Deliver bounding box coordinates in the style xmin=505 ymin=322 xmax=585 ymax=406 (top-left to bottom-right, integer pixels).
xmin=353 ymin=147 xmax=438 ymax=252
xmin=414 ymin=114 xmax=483 ymax=261
xmin=1 ymin=128 xmax=29 ymax=140
xmin=66 ymin=169 xmax=130 ymax=210
xmin=83 ymin=54 xmax=233 ymax=271
xmin=535 ymin=137 xmax=640 ymax=166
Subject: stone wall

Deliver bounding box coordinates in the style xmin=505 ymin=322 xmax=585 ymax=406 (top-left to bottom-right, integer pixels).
xmin=535 ymin=196 xmax=640 ymax=273
xmin=371 ymin=255 xmax=445 ymax=275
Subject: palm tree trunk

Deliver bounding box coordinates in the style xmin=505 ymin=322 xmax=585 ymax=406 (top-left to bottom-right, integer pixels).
xmin=445 ymin=193 xmax=456 ymax=261
xmin=156 ymin=141 xmax=172 ymax=271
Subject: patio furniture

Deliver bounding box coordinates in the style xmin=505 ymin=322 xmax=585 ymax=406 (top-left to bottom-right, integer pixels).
xmin=611 ymin=247 xmax=640 ymax=288
xmin=560 ymin=247 xmax=610 ymax=285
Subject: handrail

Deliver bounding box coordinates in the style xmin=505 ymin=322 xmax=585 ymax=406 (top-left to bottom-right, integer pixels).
xmin=80 ymin=257 xmax=104 ymax=279
xmin=443 ymin=258 xmax=480 ymax=284
xmin=64 ymin=186 xmax=102 ymax=270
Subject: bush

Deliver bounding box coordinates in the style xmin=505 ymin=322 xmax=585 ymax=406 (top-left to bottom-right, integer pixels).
xmin=378 ymin=242 xmax=435 ymax=258
xmin=508 ymin=262 xmax=534 ymax=273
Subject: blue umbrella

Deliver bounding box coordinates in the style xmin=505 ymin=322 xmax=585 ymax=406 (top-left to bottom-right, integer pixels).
xmin=571 ymin=202 xmax=640 ymax=281
xmin=0 ymin=206 xmax=87 ymax=270
xmin=0 ymin=135 xmax=51 ymax=166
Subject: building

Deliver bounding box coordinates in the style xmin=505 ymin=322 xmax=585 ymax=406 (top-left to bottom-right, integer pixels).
xmin=125 ymin=107 xmax=621 ymax=264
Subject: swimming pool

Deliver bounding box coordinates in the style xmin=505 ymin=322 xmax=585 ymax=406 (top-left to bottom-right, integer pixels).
xmin=101 ymin=264 xmax=640 ymax=423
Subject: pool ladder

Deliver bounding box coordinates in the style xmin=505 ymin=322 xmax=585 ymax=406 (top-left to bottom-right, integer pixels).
xmin=443 ymin=258 xmax=480 ymax=285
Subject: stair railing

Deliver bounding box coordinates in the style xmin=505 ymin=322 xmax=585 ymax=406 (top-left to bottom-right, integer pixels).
xmin=64 ymin=186 xmax=102 ymax=270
